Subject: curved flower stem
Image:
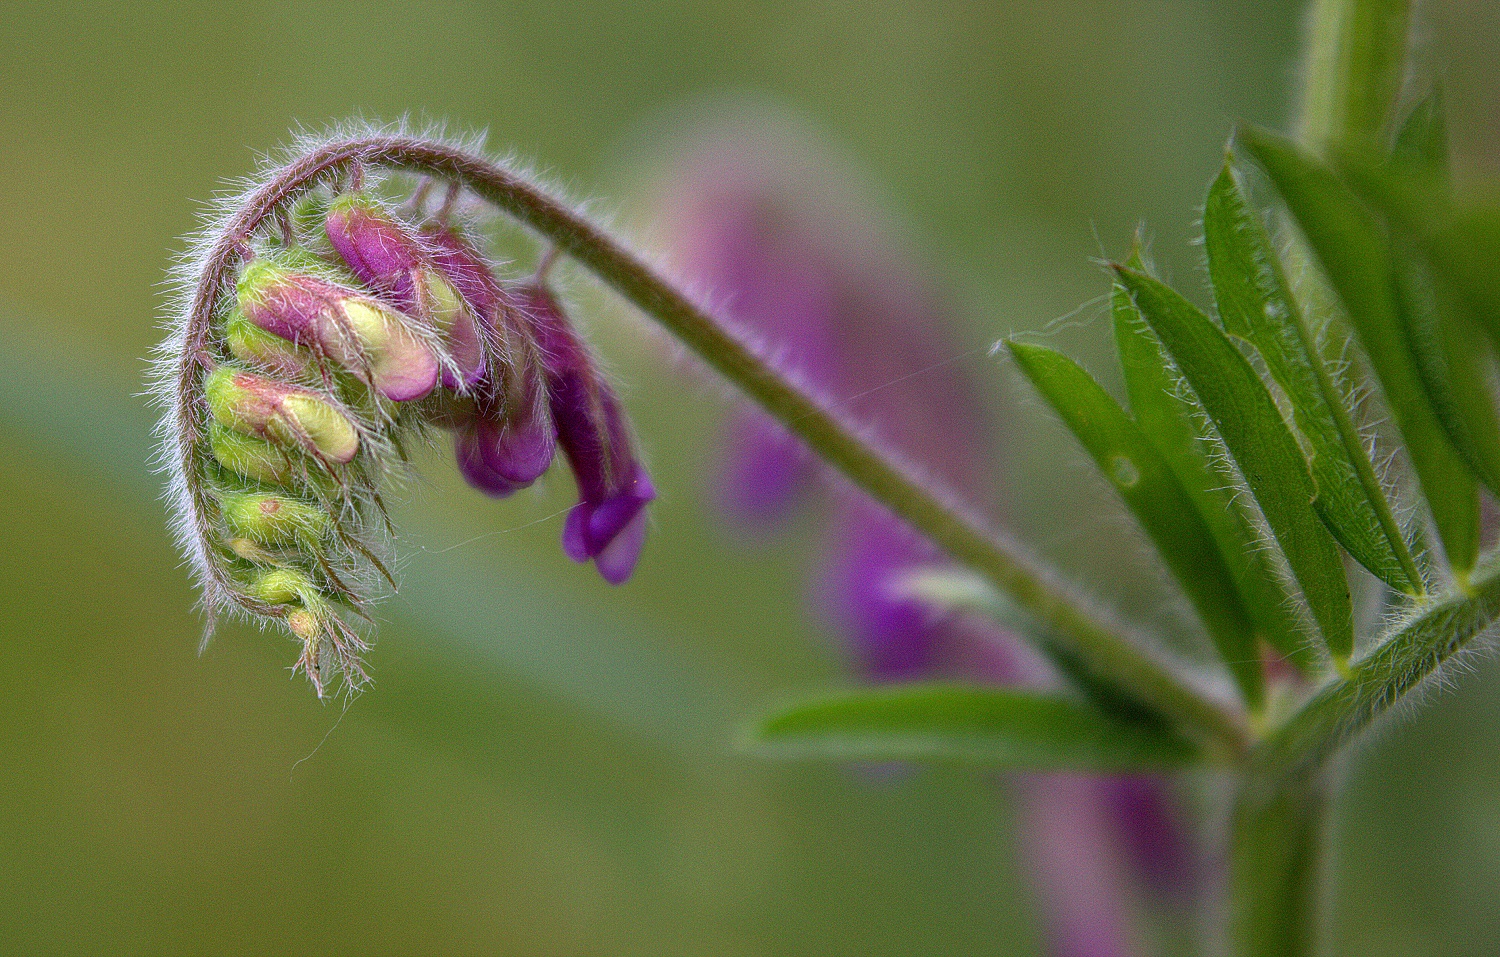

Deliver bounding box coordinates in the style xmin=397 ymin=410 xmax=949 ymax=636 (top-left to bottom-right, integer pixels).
xmin=177 ymin=134 xmax=1248 ymax=754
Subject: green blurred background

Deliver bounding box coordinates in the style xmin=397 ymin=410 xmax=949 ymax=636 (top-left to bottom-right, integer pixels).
xmin=2 ymin=1 xmax=1500 ymax=953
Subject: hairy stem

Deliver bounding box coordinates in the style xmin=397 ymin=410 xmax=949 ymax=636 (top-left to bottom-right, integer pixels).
xmin=1297 ymin=0 xmax=1412 ymax=156
xmin=176 ymin=135 xmax=1247 ymax=753
xmin=1230 ymin=551 xmax=1500 ymax=955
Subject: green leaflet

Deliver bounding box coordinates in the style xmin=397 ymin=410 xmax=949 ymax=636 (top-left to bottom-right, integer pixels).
xmin=1116 ymin=267 xmax=1354 ymax=663
xmin=748 ymin=684 xmax=1201 ymax=769
xmin=1008 ymin=341 xmax=1263 ymax=706
xmin=1391 ymin=87 xmax=1446 ymax=171
xmin=1204 ymin=161 xmax=1422 ymax=595
xmin=1391 ymin=240 xmax=1500 ymax=498
xmin=1347 ymin=95 xmax=1500 ymax=501
xmin=893 ymin=569 xmax=1199 ymax=733
xmin=1112 ymin=281 xmax=1315 ymax=671
xmin=1255 ymin=551 xmax=1500 ymax=785
xmin=1241 ymin=125 xmax=1479 ymax=581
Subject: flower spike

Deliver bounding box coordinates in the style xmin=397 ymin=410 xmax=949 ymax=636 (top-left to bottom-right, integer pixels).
xmin=159 ymin=134 xmax=659 ymax=696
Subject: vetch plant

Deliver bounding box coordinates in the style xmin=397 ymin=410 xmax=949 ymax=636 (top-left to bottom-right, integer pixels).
xmin=157 ymin=0 xmax=1500 ymax=951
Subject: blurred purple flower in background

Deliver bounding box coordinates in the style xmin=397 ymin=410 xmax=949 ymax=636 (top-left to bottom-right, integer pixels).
xmin=652 ymin=114 xmax=990 ymax=681
xmin=644 ymin=107 xmax=1198 ymax=955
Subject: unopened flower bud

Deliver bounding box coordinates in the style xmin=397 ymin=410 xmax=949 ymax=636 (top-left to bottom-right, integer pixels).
xmin=247 ymin=566 xmax=319 ymax=606
xmin=286 ymin=607 xmax=322 ymax=641
xmin=226 ymin=537 xmax=278 ymax=564
xmin=421 ymin=227 xmax=559 ymax=496
xmin=453 ymin=403 xmax=557 ymax=497
xmin=225 ymin=307 xmax=313 ymax=378
xmin=220 ymin=490 xmax=331 ymax=549
xmin=325 ymin=193 xmax=484 ymax=388
xmin=208 ymin=422 xmax=292 ymax=485
xmin=237 ymin=258 xmax=440 ymax=401
xmin=205 ymin=367 xmax=359 ymax=464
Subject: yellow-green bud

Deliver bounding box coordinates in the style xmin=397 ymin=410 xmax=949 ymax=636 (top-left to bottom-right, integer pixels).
xmin=208 ymin=423 xmax=290 ymax=485
xmin=205 ymin=367 xmax=359 ymax=464
xmin=225 ymin=308 xmax=313 ymax=378
xmin=247 ymin=567 xmax=319 ymax=606
xmin=226 ymin=537 xmax=278 ymax=564
xmin=221 ymin=491 xmax=330 ymax=549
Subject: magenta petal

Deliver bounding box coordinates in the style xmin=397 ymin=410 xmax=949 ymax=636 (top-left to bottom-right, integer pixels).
xmin=594 ymin=508 xmax=649 ymax=584
xmin=562 ymin=505 xmax=592 ymax=562
xmin=440 ymin=309 xmax=487 ymax=390
xmin=326 ymin=203 xmax=419 ymax=293
xmin=454 ymin=426 xmax=521 ymax=498
xmin=476 ymin=412 xmax=556 ymax=485
xmin=585 ymin=467 xmax=656 ymax=553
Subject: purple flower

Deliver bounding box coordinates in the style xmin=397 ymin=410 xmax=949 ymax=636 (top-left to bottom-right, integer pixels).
xmin=652 ymin=124 xmax=990 ymax=677
xmin=421 ymin=227 xmax=558 ymax=495
xmin=519 ymin=282 xmax=655 ymax=585
xmin=819 ymin=499 xmax=948 ymax=681
xmin=1098 ymin=775 xmax=1199 ymax=904
xmin=647 ymin=115 xmax=1196 ymax=954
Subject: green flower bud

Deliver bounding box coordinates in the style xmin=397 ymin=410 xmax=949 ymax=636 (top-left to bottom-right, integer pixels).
xmin=226 ymin=537 xmax=279 ymax=564
xmin=286 ymin=607 xmax=322 ymax=640
xmin=221 ymin=491 xmax=331 ymax=549
xmin=204 ymin=367 xmax=359 ymax=464
xmin=225 ymin=307 xmax=313 ymax=378
xmin=247 ymin=566 xmax=319 ymax=606
xmin=208 ymin=422 xmax=291 ymax=485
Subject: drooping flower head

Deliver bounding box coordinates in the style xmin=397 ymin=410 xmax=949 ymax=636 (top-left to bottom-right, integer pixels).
xmin=157 ymin=131 xmax=654 ymax=696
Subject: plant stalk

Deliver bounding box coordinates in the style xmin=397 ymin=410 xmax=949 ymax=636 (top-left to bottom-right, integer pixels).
xmin=1229 ymin=769 xmax=1332 ymax=957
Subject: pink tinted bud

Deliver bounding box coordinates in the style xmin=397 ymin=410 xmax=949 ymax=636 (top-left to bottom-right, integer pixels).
xmin=237 ymin=259 xmax=439 ymax=401
xmin=325 ymin=194 xmax=485 ymax=389
xmin=324 ymin=195 xmax=416 ymax=288
xmin=421 ymin=225 xmax=518 ymax=391
xmin=204 ymin=366 xmax=359 ymax=464
xmin=422 ymin=227 xmax=560 ymax=494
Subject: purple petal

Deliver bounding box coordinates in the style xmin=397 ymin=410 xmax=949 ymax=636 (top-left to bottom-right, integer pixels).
xmin=584 ymin=465 xmax=655 ymax=554
xmin=454 ymin=424 xmax=521 ymax=498
xmin=562 ymin=504 xmax=592 ymax=563
xmin=475 ymin=408 xmax=556 ymax=485
xmin=325 ymin=199 xmax=421 ymax=303
xmin=594 ymin=508 xmax=649 ymax=585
